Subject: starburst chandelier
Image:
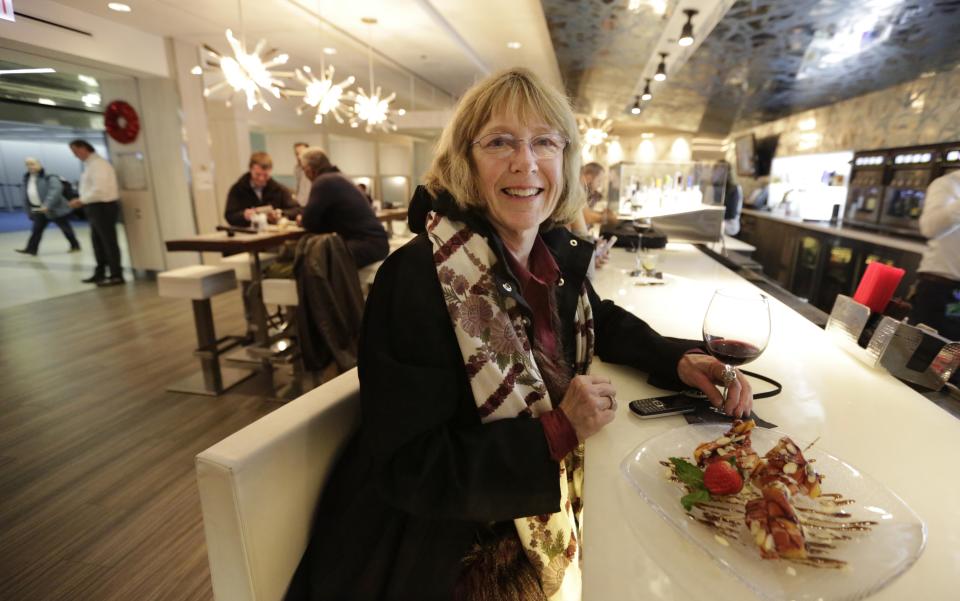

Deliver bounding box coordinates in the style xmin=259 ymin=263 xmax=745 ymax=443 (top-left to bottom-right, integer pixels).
xmin=349 ymin=17 xmax=398 ymax=133
xmin=578 ymin=116 xmax=613 ymax=150
xmin=202 ymin=1 xmax=292 ymax=112
xmin=283 ymin=1 xmax=356 ymax=125
xmin=289 ymin=64 xmax=355 ymax=124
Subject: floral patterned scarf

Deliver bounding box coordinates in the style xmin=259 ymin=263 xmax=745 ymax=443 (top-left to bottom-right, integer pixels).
xmin=426 ymin=211 xmax=594 ymax=601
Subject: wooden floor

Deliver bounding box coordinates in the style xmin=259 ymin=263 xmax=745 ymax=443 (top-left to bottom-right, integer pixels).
xmin=0 ymin=281 xmax=284 ymax=601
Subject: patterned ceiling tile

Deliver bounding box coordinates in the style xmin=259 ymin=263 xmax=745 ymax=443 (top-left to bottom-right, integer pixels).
xmin=542 ymin=0 xmax=960 ymax=136
xmin=542 ymin=0 xmax=675 ymax=118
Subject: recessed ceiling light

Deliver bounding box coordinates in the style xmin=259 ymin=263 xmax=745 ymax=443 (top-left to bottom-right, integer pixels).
xmin=323 ymin=48 xmax=337 ymax=55
xmin=506 ymin=42 xmax=522 ymax=49
xmin=641 ymin=132 xmax=655 ymax=139
xmin=38 ymin=98 xmax=57 ymax=106
xmin=0 ymin=68 xmax=57 ymax=76
xmin=397 ymin=108 xmax=406 ymax=116
xmin=107 ymin=2 xmax=131 ymax=12
xmin=190 ymin=66 xmax=203 ymax=76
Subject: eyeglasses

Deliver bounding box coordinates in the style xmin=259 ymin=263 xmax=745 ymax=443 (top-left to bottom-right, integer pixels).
xmin=471 ymin=132 xmax=569 ymax=159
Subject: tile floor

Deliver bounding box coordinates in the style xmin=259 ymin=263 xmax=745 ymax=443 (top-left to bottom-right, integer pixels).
xmin=0 ymin=220 xmax=131 ymax=310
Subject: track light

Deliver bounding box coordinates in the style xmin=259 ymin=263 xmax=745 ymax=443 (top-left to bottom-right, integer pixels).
xmin=654 ymin=52 xmax=668 ymax=81
xmin=678 ymin=9 xmax=698 ymax=47
xmin=641 ymin=79 xmax=652 ymax=101
xmin=630 ymin=96 xmax=642 ymax=115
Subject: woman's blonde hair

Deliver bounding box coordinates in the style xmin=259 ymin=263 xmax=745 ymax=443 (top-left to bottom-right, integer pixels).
xmin=423 ymin=68 xmax=584 ymax=226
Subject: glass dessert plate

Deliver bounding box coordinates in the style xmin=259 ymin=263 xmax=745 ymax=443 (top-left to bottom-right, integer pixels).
xmin=621 ymin=424 xmax=926 ymax=601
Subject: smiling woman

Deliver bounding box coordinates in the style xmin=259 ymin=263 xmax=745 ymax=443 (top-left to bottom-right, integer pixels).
xmin=284 ymin=67 xmax=750 ymax=601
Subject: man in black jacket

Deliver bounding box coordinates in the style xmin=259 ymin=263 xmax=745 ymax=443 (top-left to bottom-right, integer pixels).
xmin=300 ymin=147 xmax=388 ymax=269
xmin=224 ymin=152 xmax=301 ymax=226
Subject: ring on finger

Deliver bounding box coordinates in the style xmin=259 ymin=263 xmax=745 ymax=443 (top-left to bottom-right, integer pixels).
xmin=606 ymin=395 xmax=617 ymax=411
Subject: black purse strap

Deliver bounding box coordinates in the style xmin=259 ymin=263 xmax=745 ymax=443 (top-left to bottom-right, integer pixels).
xmin=741 ymin=369 xmax=782 ymax=399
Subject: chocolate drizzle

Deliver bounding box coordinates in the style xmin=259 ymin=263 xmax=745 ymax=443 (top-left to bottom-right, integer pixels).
xmin=666 ymin=458 xmax=877 ymax=571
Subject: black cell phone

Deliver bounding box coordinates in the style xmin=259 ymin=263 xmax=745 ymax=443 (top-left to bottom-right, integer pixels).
xmin=629 ymin=390 xmax=706 ymax=419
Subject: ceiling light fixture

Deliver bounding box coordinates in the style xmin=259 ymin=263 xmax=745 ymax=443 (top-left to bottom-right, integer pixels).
xmin=654 ymin=52 xmax=668 ymax=81
xmin=81 ymin=93 xmax=102 ymax=107
xmin=0 ymin=68 xmax=56 ymax=76
xmin=107 ymin=2 xmax=131 ymax=12
xmin=350 ymin=17 xmax=398 ymax=133
xmin=190 ymin=65 xmax=203 ymax=76
xmin=506 ymin=41 xmax=522 ymax=49
xmin=641 ymin=78 xmax=652 ymax=101
xmin=203 ymin=28 xmax=291 ymax=111
xmin=578 ymin=116 xmax=613 ymax=150
xmin=78 ymin=74 xmax=98 ymax=86
xmin=630 ymin=96 xmax=642 ymax=115
xmin=628 ymin=0 xmax=667 ymax=15
xmin=286 ymin=3 xmax=356 ymax=126
xmin=678 ymin=9 xmax=698 ymax=47
xmin=291 ymin=64 xmax=355 ymax=124
xmin=38 ymin=98 xmax=57 ymax=106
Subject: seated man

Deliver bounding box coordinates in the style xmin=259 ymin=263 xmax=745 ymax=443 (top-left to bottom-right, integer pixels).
xmin=224 ymin=151 xmax=301 ymax=226
xmin=299 ymin=147 xmax=389 ymax=269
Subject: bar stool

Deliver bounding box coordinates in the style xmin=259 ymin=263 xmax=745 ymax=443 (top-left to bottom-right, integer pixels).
xmin=221 ymin=252 xmax=278 ymax=332
xmin=221 ymin=252 xmax=278 ymax=364
xmin=158 ymin=265 xmax=257 ymax=396
xmin=262 ymin=278 xmax=314 ymax=398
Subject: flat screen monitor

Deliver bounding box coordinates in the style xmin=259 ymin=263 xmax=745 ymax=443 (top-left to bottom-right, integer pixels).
xmin=735 ymin=134 xmax=757 ymax=177
xmin=755 ymin=135 xmax=780 ymax=177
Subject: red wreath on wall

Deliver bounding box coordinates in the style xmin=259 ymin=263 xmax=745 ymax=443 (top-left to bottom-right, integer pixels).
xmin=104 ymin=100 xmax=140 ymax=144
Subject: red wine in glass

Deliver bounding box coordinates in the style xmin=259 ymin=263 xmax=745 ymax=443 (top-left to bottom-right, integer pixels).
xmin=702 ymin=289 xmax=771 ymax=406
xmin=704 ymin=338 xmax=762 ymax=366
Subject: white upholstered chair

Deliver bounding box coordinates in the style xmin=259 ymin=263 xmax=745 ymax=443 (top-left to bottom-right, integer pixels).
xmin=195 ymin=368 xmax=361 ymax=601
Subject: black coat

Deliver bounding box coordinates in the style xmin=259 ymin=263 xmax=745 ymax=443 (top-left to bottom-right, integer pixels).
xmin=224 ymin=172 xmax=300 ymax=226
xmin=285 ymin=188 xmax=700 ymax=601
xmin=301 ymin=167 xmax=389 ymax=269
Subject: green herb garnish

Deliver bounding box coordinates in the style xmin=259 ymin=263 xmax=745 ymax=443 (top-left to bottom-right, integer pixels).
xmin=669 ymin=457 xmax=710 ymax=512
xmin=681 ymin=489 xmax=711 ymax=511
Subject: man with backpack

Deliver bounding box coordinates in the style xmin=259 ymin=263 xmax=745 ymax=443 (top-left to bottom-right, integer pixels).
xmin=15 ymin=157 xmax=81 ymax=256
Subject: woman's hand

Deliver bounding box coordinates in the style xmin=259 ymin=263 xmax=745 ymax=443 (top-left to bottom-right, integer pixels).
xmin=558 ymin=375 xmax=618 ymax=441
xmin=676 ymin=352 xmax=753 ymax=418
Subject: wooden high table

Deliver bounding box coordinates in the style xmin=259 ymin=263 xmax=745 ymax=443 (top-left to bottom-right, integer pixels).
xmin=582 ymin=243 xmax=960 ymax=600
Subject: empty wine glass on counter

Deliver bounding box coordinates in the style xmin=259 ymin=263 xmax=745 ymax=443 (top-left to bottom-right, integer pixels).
xmin=702 ymin=288 xmax=771 ymax=401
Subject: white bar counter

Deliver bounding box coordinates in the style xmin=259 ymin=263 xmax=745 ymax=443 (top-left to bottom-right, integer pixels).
xmin=583 ymin=243 xmax=960 ymax=600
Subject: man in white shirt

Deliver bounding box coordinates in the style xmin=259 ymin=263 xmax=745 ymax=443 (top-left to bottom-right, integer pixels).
xmin=67 ymin=139 xmax=124 ymax=286
xmin=908 ymin=169 xmax=960 ymax=341
xmin=293 ymin=142 xmax=311 ymax=206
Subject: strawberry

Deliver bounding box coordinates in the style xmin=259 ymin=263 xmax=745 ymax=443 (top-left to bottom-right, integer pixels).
xmin=703 ymin=460 xmax=743 ymax=495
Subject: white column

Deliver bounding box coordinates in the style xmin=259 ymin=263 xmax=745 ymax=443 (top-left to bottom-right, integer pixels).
xmin=206 ymin=99 xmax=252 ymax=223
xmin=168 ymin=38 xmax=221 ymax=264
xmin=98 ymin=77 xmax=166 ymax=273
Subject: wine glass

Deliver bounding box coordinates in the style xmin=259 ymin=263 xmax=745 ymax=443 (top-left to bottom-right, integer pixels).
xmin=702 ymin=289 xmax=771 ymax=402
